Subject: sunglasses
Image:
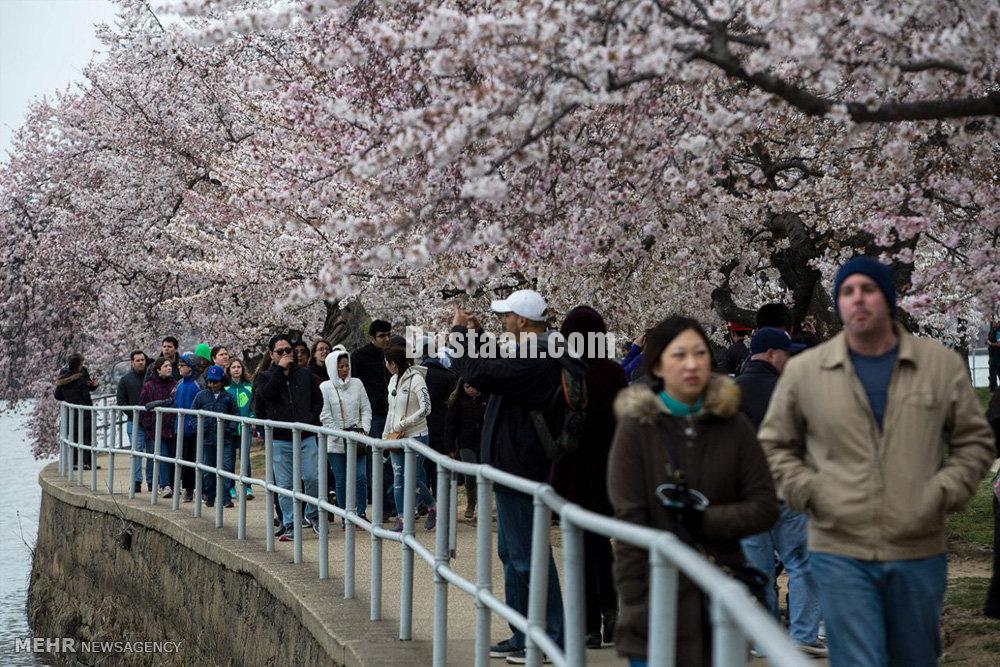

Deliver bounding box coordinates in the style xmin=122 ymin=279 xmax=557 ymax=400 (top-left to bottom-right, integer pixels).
xmin=274 ymin=347 xmax=293 ymax=355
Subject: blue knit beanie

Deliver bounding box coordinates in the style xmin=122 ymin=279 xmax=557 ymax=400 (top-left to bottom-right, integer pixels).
xmin=833 ymin=257 xmax=896 ymax=316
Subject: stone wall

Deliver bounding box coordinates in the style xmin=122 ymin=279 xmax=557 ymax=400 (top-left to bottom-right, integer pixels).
xmin=28 ymin=489 xmax=334 ymax=667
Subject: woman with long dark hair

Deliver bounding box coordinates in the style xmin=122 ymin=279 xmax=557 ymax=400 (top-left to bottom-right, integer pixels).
xmin=607 ymin=315 xmax=778 ymax=666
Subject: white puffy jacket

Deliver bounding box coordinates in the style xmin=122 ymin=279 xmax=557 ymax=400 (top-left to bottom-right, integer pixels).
xmin=383 ymin=365 xmax=431 ymax=438
xmin=319 ymin=346 xmax=372 ymax=454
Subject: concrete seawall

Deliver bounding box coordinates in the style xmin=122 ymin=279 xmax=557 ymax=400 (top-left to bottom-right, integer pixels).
xmin=28 ymin=462 xmax=424 ymax=666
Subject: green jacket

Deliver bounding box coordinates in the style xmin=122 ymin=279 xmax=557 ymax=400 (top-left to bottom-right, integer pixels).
xmin=759 ymin=324 xmax=996 ymax=561
xmin=226 ymin=381 xmax=254 ymax=433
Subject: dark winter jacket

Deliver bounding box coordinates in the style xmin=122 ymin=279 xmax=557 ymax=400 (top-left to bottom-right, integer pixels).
xmin=138 ymin=375 xmax=177 ymax=440
xmin=54 ymin=367 xmax=97 ymax=406
xmin=550 ymin=358 xmax=627 ymax=515
xmin=733 ymin=359 xmax=780 ymax=428
xmin=168 ymin=377 xmax=201 ymax=436
xmin=422 ymin=358 xmax=459 ymax=453
xmin=257 ymin=364 xmax=323 ymax=441
xmin=447 ymin=327 xmax=587 ymax=485
xmin=608 ymin=376 xmax=779 ymax=663
xmin=351 ymin=343 xmax=390 ymax=416
xmin=116 ymin=368 xmax=146 ymax=421
xmin=446 ymin=383 xmax=487 ymax=454
xmin=191 ymin=388 xmax=239 ymax=446
xmin=310 ymin=361 xmax=329 ymax=382
xmin=723 ymin=339 xmax=749 ymax=375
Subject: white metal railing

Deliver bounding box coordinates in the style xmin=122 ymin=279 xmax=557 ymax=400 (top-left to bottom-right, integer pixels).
xmin=56 ymin=399 xmax=809 ymax=667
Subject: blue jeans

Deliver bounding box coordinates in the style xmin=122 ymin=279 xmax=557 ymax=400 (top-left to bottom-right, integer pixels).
xmin=126 ymin=421 xmax=147 ymax=484
xmin=329 ymin=452 xmax=368 ymax=516
xmin=810 ymin=552 xmax=947 ymax=666
xmin=495 ymin=488 xmax=565 ymax=649
xmin=273 ymin=435 xmax=320 ymax=529
xmin=389 ymin=435 xmax=435 ymax=516
xmin=147 ymin=429 xmax=174 ymax=489
xmin=203 ymin=440 xmax=235 ymax=501
xmin=740 ymin=503 xmax=821 ymax=643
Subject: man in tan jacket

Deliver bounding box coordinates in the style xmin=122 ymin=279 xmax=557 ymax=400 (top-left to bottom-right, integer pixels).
xmin=759 ymin=256 xmax=995 ymax=667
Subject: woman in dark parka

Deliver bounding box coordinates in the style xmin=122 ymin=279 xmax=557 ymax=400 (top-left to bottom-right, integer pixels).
xmin=607 ymin=316 xmax=778 ymax=666
xmin=550 ymin=306 xmax=628 ymax=647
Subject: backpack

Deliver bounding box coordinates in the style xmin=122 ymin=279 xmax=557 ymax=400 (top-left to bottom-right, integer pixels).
xmin=530 ymin=363 xmax=588 ymax=462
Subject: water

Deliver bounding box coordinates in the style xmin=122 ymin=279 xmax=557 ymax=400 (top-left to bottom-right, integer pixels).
xmin=0 ymin=404 xmax=55 ymax=665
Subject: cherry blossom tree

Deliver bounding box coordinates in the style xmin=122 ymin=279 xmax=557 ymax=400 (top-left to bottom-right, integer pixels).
xmin=2 ymin=0 xmax=997 ymax=455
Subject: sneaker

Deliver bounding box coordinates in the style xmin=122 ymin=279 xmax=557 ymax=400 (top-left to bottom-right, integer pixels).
xmin=183 ymin=490 xmax=193 ymax=503
xmin=278 ymin=532 xmax=293 ymax=542
xmin=206 ymin=498 xmax=215 ymax=508
xmin=245 ymin=486 xmax=255 ymax=500
xmin=274 ymin=525 xmax=286 ymax=538
xmin=392 ymin=518 xmax=404 ymax=532
xmin=311 ymin=521 xmax=322 ymax=536
xmin=464 ymin=503 xmax=475 ymax=520
xmin=505 ymin=650 xmax=550 ymax=664
xmin=223 ymin=498 xmax=234 ymax=509
xmin=798 ymin=640 xmax=828 ymax=658
xmin=133 ymin=481 xmax=142 ymax=493
xmin=424 ymin=508 xmax=437 ymax=531
xmin=161 ymin=486 xmax=173 ymax=499
xmin=489 ymin=640 xmax=521 ymax=658
xmin=417 ymin=505 xmax=429 ymax=518
xmin=585 ymin=632 xmax=602 ymax=649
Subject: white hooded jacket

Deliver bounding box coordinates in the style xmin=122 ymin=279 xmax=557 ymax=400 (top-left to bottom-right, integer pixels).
xmin=383 ymin=364 xmax=431 ymax=438
xmin=319 ymin=346 xmax=373 ymax=454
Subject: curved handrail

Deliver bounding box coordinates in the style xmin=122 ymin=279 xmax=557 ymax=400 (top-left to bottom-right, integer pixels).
xmin=55 ymin=399 xmax=810 ymax=667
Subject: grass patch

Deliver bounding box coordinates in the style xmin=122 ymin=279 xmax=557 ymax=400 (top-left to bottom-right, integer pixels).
xmin=946 ymin=577 xmax=992 ymax=610
xmin=947 ymin=478 xmax=997 ymax=548
xmin=976 ymin=387 xmax=992 ymax=410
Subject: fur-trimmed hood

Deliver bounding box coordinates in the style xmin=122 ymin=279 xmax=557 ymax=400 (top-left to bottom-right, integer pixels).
xmin=613 ymin=374 xmax=741 ymax=423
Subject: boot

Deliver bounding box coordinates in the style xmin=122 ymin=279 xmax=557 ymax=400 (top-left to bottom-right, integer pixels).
xmin=464 ymin=497 xmax=476 ymax=520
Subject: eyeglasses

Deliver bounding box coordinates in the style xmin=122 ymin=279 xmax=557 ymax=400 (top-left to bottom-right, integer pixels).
xmin=274 ymin=347 xmax=293 ymax=355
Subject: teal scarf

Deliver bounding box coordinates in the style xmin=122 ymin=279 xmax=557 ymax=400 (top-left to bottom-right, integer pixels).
xmin=659 ymin=390 xmax=704 ymax=416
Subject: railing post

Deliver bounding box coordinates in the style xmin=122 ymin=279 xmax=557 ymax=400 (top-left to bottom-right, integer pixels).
xmin=264 ymin=426 xmax=275 ymax=553
xmin=448 ymin=471 xmax=458 ymax=558
xmin=128 ymin=410 xmax=137 ymax=500
xmin=151 ymin=411 xmax=162 ymax=505
xmin=195 ymin=415 xmax=204 ymax=517
xmin=399 ymin=445 xmax=417 ymax=640
xmin=525 ymin=493 xmax=552 ymax=667
xmin=89 ymin=409 xmax=98 ymax=492
xmin=215 ymin=417 xmax=224 ymax=528
xmin=318 ymin=434 xmax=329 ymax=581
xmin=345 ymin=437 xmax=358 ymax=599
xmin=58 ymin=404 xmax=65 ymax=477
xmin=293 ymin=428 xmax=303 ymax=565
xmin=647 ymin=547 xmax=678 ymax=667
xmin=172 ymin=420 xmax=183 ymax=511
xmin=238 ymin=424 xmax=249 ymax=540
xmin=711 ymin=594 xmax=746 ymax=667
xmin=108 ymin=407 xmax=117 ymax=494
xmin=474 ymin=473 xmax=493 ymax=667
xmin=87 ymin=409 xmax=99 ymax=493
xmin=77 ymin=408 xmax=85 ymax=486
xmin=371 ymin=444 xmax=384 ymax=621
xmin=432 ymin=460 xmax=451 ymax=667
xmin=560 ymin=514 xmax=585 ymax=666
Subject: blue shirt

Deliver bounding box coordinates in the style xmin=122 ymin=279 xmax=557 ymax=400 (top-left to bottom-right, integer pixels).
xmin=849 ymin=346 xmax=899 ymax=429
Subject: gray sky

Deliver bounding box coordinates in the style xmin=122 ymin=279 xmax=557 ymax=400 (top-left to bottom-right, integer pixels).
xmin=0 ymin=0 xmax=119 ymax=159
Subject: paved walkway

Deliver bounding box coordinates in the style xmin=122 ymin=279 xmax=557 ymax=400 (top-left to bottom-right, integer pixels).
xmin=56 ymin=448 xmax=819 ymax=665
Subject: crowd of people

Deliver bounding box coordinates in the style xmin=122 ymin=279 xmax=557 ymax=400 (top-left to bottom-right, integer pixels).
xmin=54 ymin=256 xmax=1000 ymax=666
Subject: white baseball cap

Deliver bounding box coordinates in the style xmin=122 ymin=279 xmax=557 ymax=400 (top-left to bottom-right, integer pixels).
xmin=490 ymin=289 xmax=548 ymax=321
